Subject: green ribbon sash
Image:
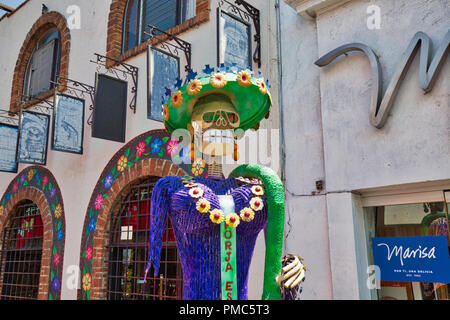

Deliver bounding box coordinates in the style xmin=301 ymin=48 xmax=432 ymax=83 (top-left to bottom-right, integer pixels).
xmin=218 ymin=195 xmax=238 ymax=300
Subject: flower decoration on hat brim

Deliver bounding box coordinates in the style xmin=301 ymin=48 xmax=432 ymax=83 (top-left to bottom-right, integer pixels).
xmin=237 ymin=70 xmax=252 ymax=87
xmin=251 ymin=185 xmax=264 ymax=196
xmin=210 ymin=209 xmax=225 ymax=224
xmin=257 ymin=79 xmax=267 ymax=95
xmin=189 ymin=187 xmax=204 ymax=199
xmin=163 ymin=103 xmax=169 ymax=121
xmin=240 ymin=207 xmax=255 ymax=222
xmin=250 ymin=197 xmax=264 ymax=211
xmin=171 ymin=90 xmax=183 ymax=108
xmin=196 ymin=198 xmax=211 ymax=213
xmin=226 ymin=213 xmax=240 ymax=228
xmin=210 ymin=73 xmax=227 ymax=88
xmin=187 ymin=79 xmax=202 ymax=95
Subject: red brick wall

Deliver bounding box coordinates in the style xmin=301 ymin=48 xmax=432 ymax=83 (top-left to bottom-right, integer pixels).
xmin=106 ymin=0 xmax=211 ymax=64
xmin=9 ymin=11 xmax=71 ymax=112
xmin=0 ymin=188 xmax=53 ymax=300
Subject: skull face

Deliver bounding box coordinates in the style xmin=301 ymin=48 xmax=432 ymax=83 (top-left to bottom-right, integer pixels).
xmin=190 ymin=94 xmax=240 ymax=156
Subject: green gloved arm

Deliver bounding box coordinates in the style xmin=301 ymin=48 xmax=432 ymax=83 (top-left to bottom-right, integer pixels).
xmin=229 ymin=164 xmax=285 ymax=300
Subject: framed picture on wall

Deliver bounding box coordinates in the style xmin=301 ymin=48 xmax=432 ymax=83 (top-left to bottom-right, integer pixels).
xmin=0 ymin=123 xmax=19 ymax=173
xmin=147 ymin=45 xmax=180 ymax=121
xmin=217 ymin=8 xmax=252 ymax=70
xmin=17 ymin=111 xmax=50 ymax=165
xmin=52 ymin=93 xmax=85 ymax=154
xmin=92 ymin=73 xmax=128 ymax=143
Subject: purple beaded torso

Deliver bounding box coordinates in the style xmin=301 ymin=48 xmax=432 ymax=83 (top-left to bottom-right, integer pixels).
xmin=146 ymin=175 xmax=267 ymax=300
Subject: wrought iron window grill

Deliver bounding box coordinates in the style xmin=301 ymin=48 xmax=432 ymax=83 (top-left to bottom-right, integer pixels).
xmin=19 ymin=94 xmax=54 ymax=116
xmin=90 ymin=53 xmax=139 ymax=114
xmin=218 ymin=0 xmax=261 ymax=68
xmin=0 ymin=109 xmax=19 ymax=127
xmin=144 ymin=24 xmax=192 ymax=73
xmin=106 ymin=177 xmax=183 ymax=300
xmin=0 ymin=201 xmax=43 ymax=300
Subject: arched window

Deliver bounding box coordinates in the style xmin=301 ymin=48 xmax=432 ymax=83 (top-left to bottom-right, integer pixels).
xmin=122 ymin=0 xmax=196 ymax=53
xmin=23 ymin=28 xmax=61 ymax=99
xmin=0 ymin=201 xmax=43 ymax=300
xmin=107 ymin=177 xmax=183 ymax=300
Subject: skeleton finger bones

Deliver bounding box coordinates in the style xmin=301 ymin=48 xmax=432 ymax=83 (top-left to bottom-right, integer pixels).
xmin=276 ymin=254 xmax=306 ymax=289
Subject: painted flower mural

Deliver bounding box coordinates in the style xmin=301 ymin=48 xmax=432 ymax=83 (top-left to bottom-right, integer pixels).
xmin=104 ymin=174 xmax=114 ymax=189
xmin=117 ymin=156 xmax=128 ymax=172
xmin=166 ymin=139 xmax=179 ymax=157
xmin=94 ymin=194 xmax=104 ymax=210
xmin=151 ymin=138 xmax=163 ymax=154
xmin=135 ymin=141 xmax=146 ymax=157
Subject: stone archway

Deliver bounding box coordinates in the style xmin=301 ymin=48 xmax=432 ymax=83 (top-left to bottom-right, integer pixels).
xmin=0 ymin=166 xmax=66 ymax=300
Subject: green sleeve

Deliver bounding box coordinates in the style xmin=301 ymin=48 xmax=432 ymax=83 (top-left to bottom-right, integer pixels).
xmin=229 ymin=164 xmax=284 ymax=300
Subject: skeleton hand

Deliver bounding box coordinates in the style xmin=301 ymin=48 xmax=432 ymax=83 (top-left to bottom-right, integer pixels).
xmin=276 ymin=254 xmax=306 ymax=299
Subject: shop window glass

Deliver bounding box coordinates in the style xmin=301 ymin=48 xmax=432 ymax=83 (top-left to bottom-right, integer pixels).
xmin=0 ymin=201 xmax=43 ymax=300
xmin=365 ymin=201 xmax=450 ymax=300
xmin=107 ymin=177 xmax=183 ymax=300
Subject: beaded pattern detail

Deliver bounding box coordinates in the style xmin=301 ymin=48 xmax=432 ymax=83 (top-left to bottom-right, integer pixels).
xmin=146 ymin=175 xmax=268 ymax=300
xmin=185 ymin=177 xmax=265 ymax=228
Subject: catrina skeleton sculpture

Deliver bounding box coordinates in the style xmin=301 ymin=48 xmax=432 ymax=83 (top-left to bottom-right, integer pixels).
xmin=145 ymin=69 xmax=305 ymax=300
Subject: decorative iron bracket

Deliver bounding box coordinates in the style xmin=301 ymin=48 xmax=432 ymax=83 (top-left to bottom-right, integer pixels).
xmin=20 ymin=94 xmax=54 ymax=116
xmin=144 ymin=24 xmax=192 ymax=73
xmin=219 ymin=0 xmax=261 ymax=68
xmin=0 ymin=109 xmax=19 ymax=126
xmin=90 ymin=53 xmax=139 ymax=113
xmin=51 ymin=76 xmax=96 ymax=126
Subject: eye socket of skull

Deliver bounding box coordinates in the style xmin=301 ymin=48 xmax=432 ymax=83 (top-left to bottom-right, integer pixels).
xmin=191 ymin=94 xmax=240 ymax=130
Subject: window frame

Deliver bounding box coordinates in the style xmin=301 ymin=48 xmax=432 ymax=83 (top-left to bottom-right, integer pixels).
xmin=106 ymin=177 xmax=183 ymax=300
xmin=22 ymin=28 xmax=61 ymax=100
xmin=0 ymin=200 xmax=44 ymax=300
xmin=121 ymin=0 xmax=194 ymax=54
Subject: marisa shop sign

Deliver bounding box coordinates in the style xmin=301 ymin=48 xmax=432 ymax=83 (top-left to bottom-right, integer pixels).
xmin=372 ymin=236 xmax=450 ymax=283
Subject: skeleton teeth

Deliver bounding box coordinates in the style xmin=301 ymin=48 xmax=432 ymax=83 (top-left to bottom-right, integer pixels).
xmin=203 ymin=129 xmax=234 ymax=142
xmin=202 ymin=134 xmax=233 ymax=144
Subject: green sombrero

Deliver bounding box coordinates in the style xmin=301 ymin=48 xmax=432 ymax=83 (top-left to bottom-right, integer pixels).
xmin=163 ymin=70 xmax=272 ymax=133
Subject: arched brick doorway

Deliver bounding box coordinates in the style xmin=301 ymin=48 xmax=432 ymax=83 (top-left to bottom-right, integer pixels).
xmin=79 ymin=129 xmax=206 ymax=300
xmin=0 ymin=166 xmax=66 ymax=300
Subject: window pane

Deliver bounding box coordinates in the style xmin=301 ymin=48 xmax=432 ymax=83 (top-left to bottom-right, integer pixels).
xmin=123 ymin=0 xmax=139 ymax=52
xmin=107 ymin=177 xmax=183 ymax=300
xmin=0 ymin=201 xmax=43 ymax=300
xmin=184 ymin=0 xmax=196 ymax=20
xmin=142 ymin=0 xmax=177 ymax=42
xmin=28 ymin=39 xmax=56 ymax=97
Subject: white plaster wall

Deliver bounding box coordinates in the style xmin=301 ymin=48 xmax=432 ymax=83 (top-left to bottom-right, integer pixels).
xmin=281 ymin=0 xmax=449 ymax=300
xmin=316 ymin=0 xmax=450 ymax=192
xmin=0 ymin=0 xmax=281 ymax=300
xmin=285 ymin=193 xmax=332 ymax=299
